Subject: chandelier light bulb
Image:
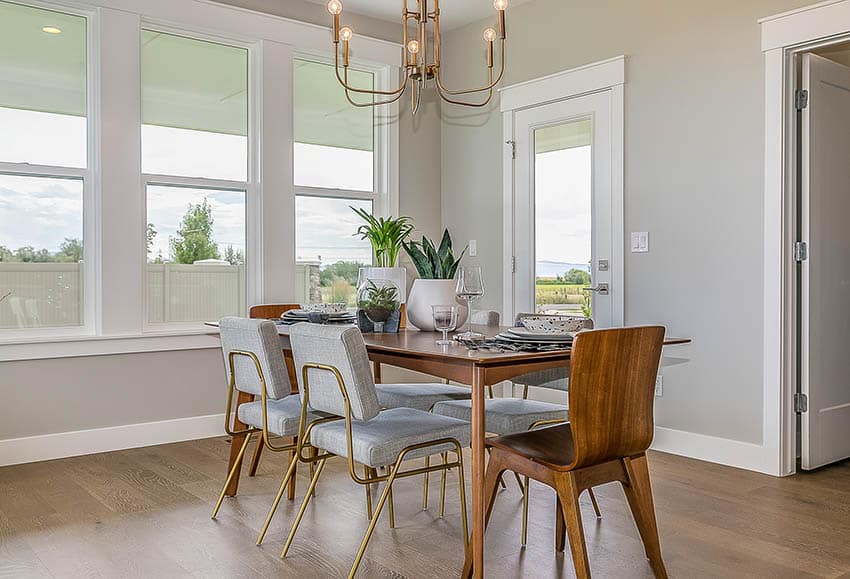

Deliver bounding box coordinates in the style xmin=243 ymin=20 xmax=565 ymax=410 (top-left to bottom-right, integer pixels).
xmin=483 ymin=27 xmax=497 ymax=42
xmin=407 ymin=39 xmax=420 ymax=54
xmin=327 ymin=0 xmax=342 ymax=15
xmin=339 ymin=26 xmax=353 ymax=41
xmin=494 ymin=0 xmax=507 ymax=11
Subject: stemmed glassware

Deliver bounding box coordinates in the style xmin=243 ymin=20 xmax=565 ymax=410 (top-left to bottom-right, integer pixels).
xmin=432 ymin=305 xmax=458 ymax=345
xmin=455 ymin=265 xmax=485 ymax=340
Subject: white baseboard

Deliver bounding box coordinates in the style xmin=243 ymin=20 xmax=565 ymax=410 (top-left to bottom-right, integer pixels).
xmin=0 ymin=413 xmax=226 ymax=467
xmin=651 ymin=426 xmax=777 ymax=475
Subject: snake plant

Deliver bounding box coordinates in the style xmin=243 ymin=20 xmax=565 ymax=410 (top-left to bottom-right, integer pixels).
xmin=351 ymin=207 xmax=414 ymax=267
xmin=402 ymin=229 xmax=466 ymax=279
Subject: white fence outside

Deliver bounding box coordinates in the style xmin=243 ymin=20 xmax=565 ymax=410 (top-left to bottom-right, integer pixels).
xmin=0 ymin=261 xmax=322 ymax=329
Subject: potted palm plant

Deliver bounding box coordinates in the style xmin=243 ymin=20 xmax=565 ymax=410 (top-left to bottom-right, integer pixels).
xmin=351 ymin=207 xmax=413 ymax=306
xmin=402 ymin=229 xmax=468 ymax=331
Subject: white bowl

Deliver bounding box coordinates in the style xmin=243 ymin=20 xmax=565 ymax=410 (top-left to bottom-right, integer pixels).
xmin=300 ymin=303 xmax=348 ymax=314
xmin=520 ymin=315 xmax=592 ymax=334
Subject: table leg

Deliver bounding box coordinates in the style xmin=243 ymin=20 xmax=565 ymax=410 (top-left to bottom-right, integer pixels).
xmin=373 ymin=361 xmax=382 ymax=384
xmin=225 ymin=390 xmax=254 ymax=496
xmin=464 ymin=366 xmax=486 ymax=578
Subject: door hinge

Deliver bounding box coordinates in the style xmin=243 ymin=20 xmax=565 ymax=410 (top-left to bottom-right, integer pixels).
xmin=794 ymin=392 xmax=808 ymax=414
xmin=511 ymin=255 xmax=516 ymax=273
xmin=795 ymin=89 xmax=809 ymax=111
xmin=505 ymin=140 xmax=516 ymax=159
xmin=794 ymin=241 xmax=808 ymax=262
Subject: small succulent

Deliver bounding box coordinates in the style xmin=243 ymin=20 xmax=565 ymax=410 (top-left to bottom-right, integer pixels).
xmin=403 ymin=229 xmax=466 ymax=280
xmin=357 ymin=280 xmax=399 ymax=323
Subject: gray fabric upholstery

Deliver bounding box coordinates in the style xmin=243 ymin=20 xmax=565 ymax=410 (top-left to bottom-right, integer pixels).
xmin=432 ymin=398 xmax=568 ymax=436
xmin=237 ymin=395 xmax=324 ymax=437
xmin=470 ymin=310 xmax=500 ymax=326
xmin=310 ymin=407 xmax=471 ymax=468
xmin=220 ymin=317 xmax=291 ymax=399
xmin=375 ymin=383 xmax=471 ymax=412
xmin=289 ymin=323 xmax=381 ymax=421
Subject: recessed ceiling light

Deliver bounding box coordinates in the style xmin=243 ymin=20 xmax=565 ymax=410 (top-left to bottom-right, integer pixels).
xmin=42 ymin=26 xmax=62 ymax=34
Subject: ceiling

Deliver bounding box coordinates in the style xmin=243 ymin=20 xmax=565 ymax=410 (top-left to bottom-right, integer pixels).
xmin=304 ymin=0 xmax=534 ymax=30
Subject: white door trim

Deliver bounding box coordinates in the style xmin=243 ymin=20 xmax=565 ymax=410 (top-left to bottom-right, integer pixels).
xmin=761 ymin=0 xmax=850 ymax=477
xmin=501 ymin=56 xmax=624 ymax=323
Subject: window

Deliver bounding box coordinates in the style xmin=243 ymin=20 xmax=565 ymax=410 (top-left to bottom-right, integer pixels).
xmin=0 ymin=2 xmax=89 ymax=332
xmin=294 ymin=58 xmax=382 ymax=304
xmin=142 ymin=30 xmax=249 ymax=326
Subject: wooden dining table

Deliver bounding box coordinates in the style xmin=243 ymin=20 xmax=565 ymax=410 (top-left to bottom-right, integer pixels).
xmin=215 ymin=323 xmax=690 ymax=578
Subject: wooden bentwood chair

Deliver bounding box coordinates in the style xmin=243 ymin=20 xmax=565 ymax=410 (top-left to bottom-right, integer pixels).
xmin=467 ymin=326 xmax=668 ymax=579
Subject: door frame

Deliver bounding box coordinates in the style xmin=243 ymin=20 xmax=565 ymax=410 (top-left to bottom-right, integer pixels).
xmin=500 ymin=56 xmax=625 ymax=324
xmin=761 ymin=0 xmax=850 ymax=476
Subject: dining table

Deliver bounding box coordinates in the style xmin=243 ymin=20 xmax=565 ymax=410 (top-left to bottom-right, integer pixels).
xmin=212 ymin=322 xmax=690 ymax=578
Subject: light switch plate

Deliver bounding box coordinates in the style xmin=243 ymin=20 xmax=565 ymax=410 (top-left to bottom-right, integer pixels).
xmin=631 ymin=231 xmax=649 ymax=253
xmin=469 ymin=240 xmax=477 ymax=257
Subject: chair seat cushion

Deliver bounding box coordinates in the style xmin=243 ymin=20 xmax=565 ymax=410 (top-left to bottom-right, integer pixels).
xmin=310 ymin=407 xmax=471 ymax=468
xmin=237 ymin=395 xmax=319 ymax=437
xmin=512 ymin=368 xmax=569 ymax=390
xmin=487 ymin=423 xmax=575 ymax=470
xmin=375 ymin=383 xmax=471 ymax=412
xmin=432 ymin=398 xmax=568 ymax=436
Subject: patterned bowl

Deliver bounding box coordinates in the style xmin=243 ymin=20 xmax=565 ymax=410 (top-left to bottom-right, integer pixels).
xmin=520 ymin=315 xmax=593 ymax=334
xmin=300 ymin=303 xmax=348 ymax=314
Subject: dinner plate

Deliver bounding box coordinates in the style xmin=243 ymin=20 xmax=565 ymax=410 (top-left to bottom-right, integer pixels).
xmin=494 ymin=332 xmax=573 ymax=344
xmin=506 ymin=327 xmax=576 ymax=340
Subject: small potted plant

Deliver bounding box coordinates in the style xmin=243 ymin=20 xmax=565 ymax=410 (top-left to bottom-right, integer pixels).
xmin=351 ymin=207 xmax=413 ymax=307
xmin=356 ymin=278 xmax=401 ymax=333
xmin=402 ymin=229 xmax=468 ymax=331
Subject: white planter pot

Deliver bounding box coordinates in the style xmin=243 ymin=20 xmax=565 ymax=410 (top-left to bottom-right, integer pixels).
xmin=406 ymin=279 xmax=468 ymax=331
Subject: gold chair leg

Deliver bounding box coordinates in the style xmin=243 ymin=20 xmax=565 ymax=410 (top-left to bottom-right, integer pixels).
xmin=280 ymin=457 xmax=327 ymax=558
xmin=422 ymin=456 xmax=431 ymax=510
xmin=388 ymin=481 xmax=396 ymax=529
xmin=588 ymin=488 xmax=602 ymax=518
xmin=364 ymin=465 xmax=374 ymax=519
xmin=439 ymin=452 xmax=448 ymax=518
xmin=455 ymin=452 xmax=470 ymax=550
xmin=513 ymin=472 xmax=526 ymax=493
xmin=211 ymin=432 xmax=253 ymax=519
xmin=256 ymin=450 xmax=300 ymax=545
xmin=521 ymin=475 xmax=530 ymax=546
xmin=350 ymin=463 xmax=401 ymax=578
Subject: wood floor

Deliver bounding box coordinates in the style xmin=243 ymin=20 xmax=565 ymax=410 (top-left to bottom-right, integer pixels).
xmin=2 ymin=438 xmax=850 ymax=578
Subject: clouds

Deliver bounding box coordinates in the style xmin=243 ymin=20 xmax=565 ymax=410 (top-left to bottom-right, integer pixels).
xmin=295 ymin=196 xmax=372 ymax=265
xmin=0 ymin=175 xmax=83 ymax=252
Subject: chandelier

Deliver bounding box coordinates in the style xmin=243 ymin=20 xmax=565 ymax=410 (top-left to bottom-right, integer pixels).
xmin=326 ymin=0 xmax=507 ymax=114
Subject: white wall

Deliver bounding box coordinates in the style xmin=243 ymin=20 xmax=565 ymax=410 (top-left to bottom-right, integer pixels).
xmin=0 ymin=0 xmax=442 ymax=460
xmin=439 ymin=0 xmax=810 ymax=448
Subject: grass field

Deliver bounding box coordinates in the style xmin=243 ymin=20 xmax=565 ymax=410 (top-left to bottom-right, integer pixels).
xmin=535 ymin=281 xmax=588 ymax=305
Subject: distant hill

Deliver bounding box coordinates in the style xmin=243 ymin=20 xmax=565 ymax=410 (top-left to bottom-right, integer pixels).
xmin=536 ymin=260 xmax=590 ymax=278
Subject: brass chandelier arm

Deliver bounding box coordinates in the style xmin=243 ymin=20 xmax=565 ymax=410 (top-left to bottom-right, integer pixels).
xmin=343 ymin=84 xmax=406 ymax=108
xmin=434 ymin=84 xmax=495 ymax=108
xmin=432 ymin=40 xmax=506 ymax=96
xmin=334 ymin=48 xmax=407 ymax=97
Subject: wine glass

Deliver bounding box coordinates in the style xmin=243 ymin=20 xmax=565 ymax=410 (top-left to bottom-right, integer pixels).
xmin=455 ymin=266 xmax=485 ymax=340
xmin=432 ymin=305 xmax=458 ymax=345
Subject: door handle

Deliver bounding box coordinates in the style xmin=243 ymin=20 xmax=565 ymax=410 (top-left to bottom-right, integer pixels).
xmin=583 ymin=283 xmax=609 ymax=295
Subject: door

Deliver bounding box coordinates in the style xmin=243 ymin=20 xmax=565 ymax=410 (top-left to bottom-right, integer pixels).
xmin=800 ymin=53 xmax=850 ymax=470
xmin=512 ymin=91 xmax=618 ymax=327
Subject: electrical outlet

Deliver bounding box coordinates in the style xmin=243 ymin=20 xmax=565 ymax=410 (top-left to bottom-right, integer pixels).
xmin=655 ymin=375 xmax=663 ymax=397
xmin=469 ymin=239 xmax=477 ymax=257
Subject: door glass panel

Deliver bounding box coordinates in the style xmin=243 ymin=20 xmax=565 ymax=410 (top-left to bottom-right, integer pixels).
xmin=533 ymin=118 xmax=592 ymax=315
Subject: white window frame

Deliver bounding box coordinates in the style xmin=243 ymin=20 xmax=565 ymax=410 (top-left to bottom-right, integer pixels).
xmin=0 ymin=0 xmax=401 ymax=360
xmin=0 ymin=0 xmax=98 ymax=341
xmin=139 ymin=24 xmax=259 ymax=333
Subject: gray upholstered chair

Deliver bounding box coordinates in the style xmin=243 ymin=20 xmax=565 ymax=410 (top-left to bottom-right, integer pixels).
xmin=470 ymin=309 xmax=501 ymax=326
xmin=281 ymin=323 xmax=470 ymax=577
xmin=212 ymin=317 xmax=330 ymax=537
xmin=432 ymin=313 xmax=599 ymax=544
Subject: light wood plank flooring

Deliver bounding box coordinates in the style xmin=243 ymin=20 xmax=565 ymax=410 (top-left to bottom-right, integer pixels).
xmin=2 ymin=438 xmax=850 ymax=578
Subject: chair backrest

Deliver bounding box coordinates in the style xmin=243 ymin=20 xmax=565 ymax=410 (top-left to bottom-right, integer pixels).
xmin=566 ymin=326 xmax=665 ymax=469
xmin=250 ymin=303 xmax=300 ymax=319
xmin=219 ymin=317 xmax=292 ymax=400
xmin=471 ymin=309 xmax=501 ymax=326
xmin=289 ymin=323 xmax=381 ymax=421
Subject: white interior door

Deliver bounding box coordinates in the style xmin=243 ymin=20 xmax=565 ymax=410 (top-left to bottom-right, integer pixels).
xmin=512 ymin=91 xmax=618 ymax=327
xmin=800 ymin=53 xmax=850 ymax=470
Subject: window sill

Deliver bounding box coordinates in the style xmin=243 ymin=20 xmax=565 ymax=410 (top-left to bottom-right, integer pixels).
xmin=0 ymin=329 xmax=222 ymax=363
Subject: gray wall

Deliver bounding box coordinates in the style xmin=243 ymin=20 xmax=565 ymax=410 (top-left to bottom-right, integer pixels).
xmin=439 ymin=0 xmax=810 ymax=444
xmin=0 ymin=0 xmax=441 ymax=442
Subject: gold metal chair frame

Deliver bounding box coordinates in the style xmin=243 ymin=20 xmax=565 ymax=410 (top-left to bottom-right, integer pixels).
xmin=280 ymin=363 xmax=469 ymax=579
